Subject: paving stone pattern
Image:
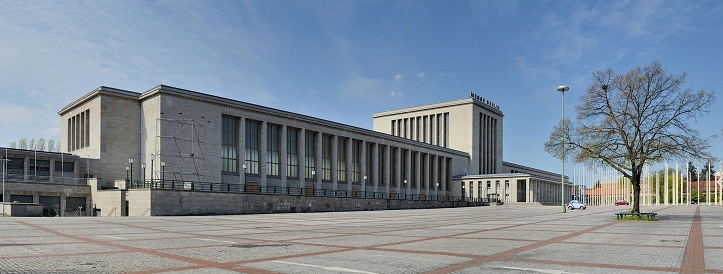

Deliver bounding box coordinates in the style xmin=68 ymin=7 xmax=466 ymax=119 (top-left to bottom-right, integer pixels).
xmin=0 ymin=205 xmax=720 ymax=273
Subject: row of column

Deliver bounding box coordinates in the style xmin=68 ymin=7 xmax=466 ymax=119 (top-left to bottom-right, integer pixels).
xmin=235 ymin=118 xmax=451 ymax=196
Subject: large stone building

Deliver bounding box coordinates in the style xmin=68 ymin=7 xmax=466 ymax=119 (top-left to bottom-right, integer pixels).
xmin=373 ymin=92 xmax=570 ymax=204
xmin=2 ymin=86 xmax=571 ymax=216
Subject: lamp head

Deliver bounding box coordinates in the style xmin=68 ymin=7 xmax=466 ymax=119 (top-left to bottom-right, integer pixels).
xmin=557 ymin=85 xmax=569 ymax=92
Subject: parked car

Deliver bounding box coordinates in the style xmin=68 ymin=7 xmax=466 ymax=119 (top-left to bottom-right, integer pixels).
xmin=690 ymin=200 xmax=698 ymax=204
xmin=614 ymin=200 xmax=629 ymax=206
xmin=568 ymin=200 xmax=586 ymax=210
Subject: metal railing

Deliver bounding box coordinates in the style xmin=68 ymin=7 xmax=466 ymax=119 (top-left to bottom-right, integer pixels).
xmin=125 ymin=179 xmax=465 ymax=202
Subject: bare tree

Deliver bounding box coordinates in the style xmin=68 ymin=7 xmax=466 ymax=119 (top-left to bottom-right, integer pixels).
xmin=18 ymin=138 xmax=27 ymax=150
xmin=9 ymin=142 xmax=16 ymax=149
xmin=47 ymin=139 xmax=55 ymax=152
xmin=545 ymin=61 xmax=716 ymax=213
xmin=29 ymin=139 xmax=35 ymax=151
xmin=37 ymin=138 xmax=45 ymax=151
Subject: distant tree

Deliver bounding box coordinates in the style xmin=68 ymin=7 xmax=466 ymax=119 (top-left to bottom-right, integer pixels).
xmin=47 ymin=140 xmax=55 ymax=152
xmin=29 ymin=139 xmax=35 ymax=151
xmin=700 ymin=161 xmax=716 ymax=180
xmin=687 ymin=161 xmax=698 ymax=182
xmin=36 ymin=138 xmax=45 ymax=151
xmin=18 ymin=138 xmax=27 ymax=149
xmin=9 ymin=142 xmax=16 ymax=149
xmin=545 ymin=61 xmax=716 ymax=214
xmin=55 ymin=141 xmax=61 ymax=152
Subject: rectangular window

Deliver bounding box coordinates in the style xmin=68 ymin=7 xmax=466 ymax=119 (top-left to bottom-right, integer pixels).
xmin=444 ymin=112 xmax=449 ymax=147
xmin=322 ymin=134 xmax=332 ymax=181
xmin=338 ymin=137 xmax=347 ymax=182
xmin=436 ymin=114 xmax=442 ymax=146
xmin=222 ymin=116 xmax=238 ymax=173
xmin=420 ymin=153 xmax=426 ymax=189
xmin=438 ymin=158 xmax=443 ymax=190
xmin=352 ymin=140 xmax=361 ymax=183
xmin=416 ymin=117 xmax=421 ymax=141
xmin=401 ymin=149 xmax=407 ymax=187
xmin=397 ymin=119 xmax=402 ymax=136
xmin=7 ymin=158 xmax=24 ymax=175
xmin=30 ymin=160 xmax=50 ymax=177
xmin=244 ymin=120 xmax=260 ymax=174
xmin=429 ymin=115 xmax=434 ymax=145
xmin=403 ymin=118 xmax=408 ymax=138
xmin=379 ymin=145 xmax=386 ymax=186
xmin=410 ymin=117 xmax=414 ymax=140
xmin=305 ymin=131 xmax=316 ymax=179
xmin=469 ymin=182 xmax=474 ymax=198
xmin=423 ymin=116 xmax=427 ymax=143
xmin=266 ymin=124 xmax=280 ymax=176
xmin=55 ymin=162 xmax=74 ymax=173
xmin=411 ymin=151 xmax=416 ymax=188
xmin=390 ymin=147 xmax=397 ymax=187
xmin=366 ymin=142 xmax=374 ymax=185
xmin=478 ymin=181 xmax=483 ymax=198
xmin=287 ymin=128 xmax=299 ymax=178
xmin=391 ymin=120 xmax=396 ymax=136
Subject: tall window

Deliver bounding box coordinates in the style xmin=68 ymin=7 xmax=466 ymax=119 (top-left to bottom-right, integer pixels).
xmin=338 ymin=137 xmax=347 ymax=182
xmin=411 ymin=152 xmax=416 ymax=188
xmin=379 ymin=145 xmax=386 ymax=186
xmin=429 ymin=115 xmax=434 ymax=145
xmin=401 ymin=149 xmax=407 ymax=187
xmin=420 ymin=153 xmax=426 ymax=189
xmin=390 ymin=147 xmax=397 ymax=187
xmin=305 ymin=131 xmax=316 ymax=179
xmin=322 ymin=134 xmax=332 ymax=180
xmin=245 ymin=120 xmax=260 ymax=174
xmin=68 ymin=109 xmax=90 ymax=151
xmin=287 ymin=128 xmax=299 ymax=178
xmin=409 ymin=117 xmax=414 ymax=140
xmin=391 ymin=120 xmax=396 ymax=136
xmin=55 ymin=162 xmax=74 ymax=173
xmin=222 ymin=116 xmax=238 ymax=173
xmin=352 ymin=140 xmax=361 ymax=183
xmin=436 ymin=114 xmax=442 ymax=146
xmin=416 ymin=117 xmax=421 ymax=141
xmin=366 ymin=142 xmax=374 ymax=185
xmin=266 ymin=124 xmax=280 ymax=176
xmin=444 ymin=112 xmax=449 ymax=147
xmin=423 ymin=116 xmax=427 ymax=143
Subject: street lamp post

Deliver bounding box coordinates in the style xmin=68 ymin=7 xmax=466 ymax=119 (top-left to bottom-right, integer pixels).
xmin=557 ymin=85 xmax=569 ymax=213
xmin=125 ymin=166 xmax=129 ymax=181
xmin=128 ymin=158 xmax=134 ymax=182
xmin=141 ymin=163 xmax=146 ymax=183
xmin=243 ymin=163 xmax=247 ymax=191
xmin=161 ymin=161 xmax=165 ymax=183
xmin=150 ymin=154 xmax=155 ymax=183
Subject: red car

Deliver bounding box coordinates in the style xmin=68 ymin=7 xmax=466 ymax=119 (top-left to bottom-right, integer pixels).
xmin=614 ymin=200 xmax=629 ymax=206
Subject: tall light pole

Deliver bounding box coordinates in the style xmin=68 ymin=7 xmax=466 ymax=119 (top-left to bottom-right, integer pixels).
xmin=160 ymin=161 xmax=165 ymax=183
xmin=150 ymin=154 xmax=155 ymax=182
xmin=128 ymin=158 xmax=134 ymax=183
xmin=558 ymin=85 xmax=569 ymax=213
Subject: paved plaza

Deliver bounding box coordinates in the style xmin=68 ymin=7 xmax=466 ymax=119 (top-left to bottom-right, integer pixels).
xmin=0 ymin=204 xmax=721 ymax=273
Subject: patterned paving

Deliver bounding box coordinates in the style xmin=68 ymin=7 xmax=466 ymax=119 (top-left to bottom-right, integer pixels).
xmin=0 ymin=204 xmax=720 ymax=273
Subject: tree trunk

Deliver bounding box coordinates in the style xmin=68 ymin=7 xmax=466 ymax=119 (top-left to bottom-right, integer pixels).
xmin=631 ymin=170 xmax=642 ymax=214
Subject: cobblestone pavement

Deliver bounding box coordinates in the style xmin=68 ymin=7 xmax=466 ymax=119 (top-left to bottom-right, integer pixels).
xmin=0 ymin=204 xmax=720 ymax=273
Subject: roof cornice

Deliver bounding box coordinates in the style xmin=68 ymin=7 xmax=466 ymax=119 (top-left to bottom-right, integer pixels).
xmin=58 ymin=86 xmax=140 ymax=115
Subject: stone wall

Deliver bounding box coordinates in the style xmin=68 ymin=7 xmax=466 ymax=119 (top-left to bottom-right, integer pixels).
xmin=150 ymin=189 xmax=481 ymax=216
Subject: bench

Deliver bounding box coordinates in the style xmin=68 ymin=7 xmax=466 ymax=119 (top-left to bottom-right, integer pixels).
xmin=615 ymin=212 xmax=657 ymax=220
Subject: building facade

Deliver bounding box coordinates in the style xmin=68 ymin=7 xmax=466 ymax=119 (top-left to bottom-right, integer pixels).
xmin=0 ymin=148 xmax=91 ymax=216
xmin=59 ymin=85 xmax=477 ymax=216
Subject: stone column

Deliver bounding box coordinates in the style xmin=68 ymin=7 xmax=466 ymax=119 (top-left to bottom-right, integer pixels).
xmin=259 ymin=121 xmax=268 ymax=189
xmin=280 ymin=125 xmax=287 ymax=189
xmin=239 ymin=117 xmax=246 ymax=185
xmin=299 ymin=128 xmax=306 ymax=188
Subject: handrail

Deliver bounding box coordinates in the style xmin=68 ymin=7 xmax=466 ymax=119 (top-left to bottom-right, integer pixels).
xmin=140 ymin=208 xmax=150 ymax=217
xmin=107 ymin=207 xmax=117 ymax=217
xmin=125 ymin=179 xmax=463 ymax=202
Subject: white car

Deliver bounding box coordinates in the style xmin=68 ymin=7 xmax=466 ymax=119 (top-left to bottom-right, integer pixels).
xmin=567 ymin=200 xmax=586 ymax=210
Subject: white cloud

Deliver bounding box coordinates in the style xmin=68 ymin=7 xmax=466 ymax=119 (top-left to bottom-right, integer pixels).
xmin=390 ymin=90 xmax=404 ymax=97
xmin=394 ymin=74 xmax=404 ymax=82
xmin=417 ymin=72 xmax=425 ymax=79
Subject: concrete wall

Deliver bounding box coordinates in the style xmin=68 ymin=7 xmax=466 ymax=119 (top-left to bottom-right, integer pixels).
xmin=149 ymin=189 xmax=480 ymax=216
xmin=1 ymin=203 xmax=43 ymax=217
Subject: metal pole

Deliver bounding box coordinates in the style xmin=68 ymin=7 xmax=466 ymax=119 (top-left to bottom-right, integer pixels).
xmin=558 ymin=86 xmax=568 ymax=213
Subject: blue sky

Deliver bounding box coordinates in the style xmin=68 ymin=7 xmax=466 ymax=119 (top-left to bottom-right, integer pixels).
xmin=1 ymin=0 xmax=722 ymax=174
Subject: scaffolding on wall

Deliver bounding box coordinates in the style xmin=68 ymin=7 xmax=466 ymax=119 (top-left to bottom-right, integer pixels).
xmin=155 ymin=116 xmax=206 ymax=183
